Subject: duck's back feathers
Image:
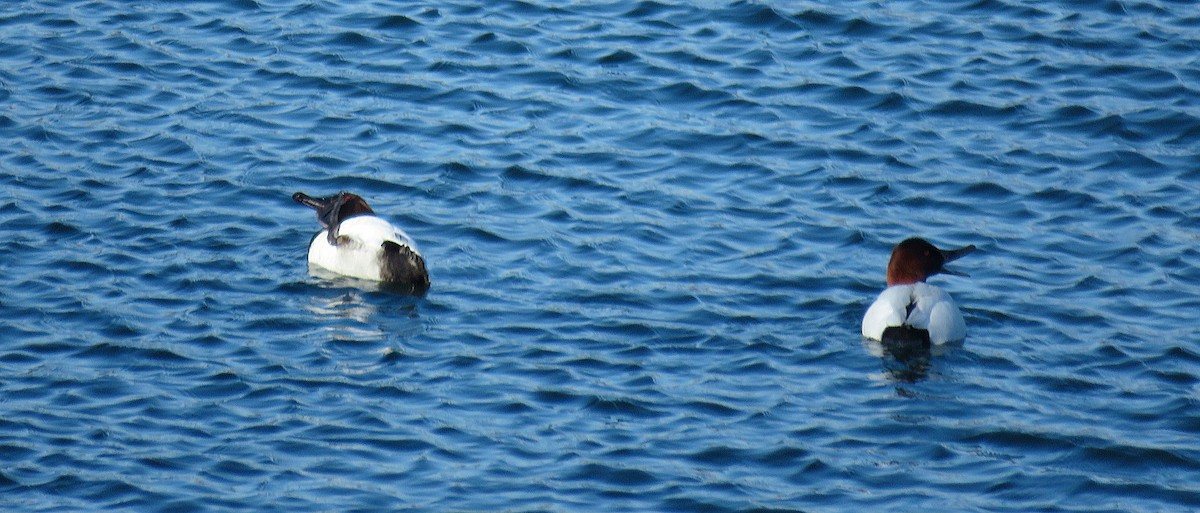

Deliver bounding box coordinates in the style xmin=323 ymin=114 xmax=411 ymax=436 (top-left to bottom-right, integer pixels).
xmin=862 ymin=283 xmax=965 ymax=345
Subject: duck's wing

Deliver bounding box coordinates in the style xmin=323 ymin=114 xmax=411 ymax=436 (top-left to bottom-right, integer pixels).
xmin=862 ymin=286 xmax=913 ymax=340
xmin=925 ymin=297 xmax=966 ymax=344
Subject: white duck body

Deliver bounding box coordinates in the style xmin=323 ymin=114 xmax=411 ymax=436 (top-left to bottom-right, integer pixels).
xmin=307 ymin=215 xmax=420 ymax=282
xmin=862 ymin=282 xmax=966 ymax=345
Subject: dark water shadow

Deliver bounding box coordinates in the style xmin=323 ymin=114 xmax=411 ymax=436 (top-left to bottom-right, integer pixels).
xmin=880 ymin=340 xmax=932 ymax=384
xmin=863 ymin=335 xmax=960 ymax=385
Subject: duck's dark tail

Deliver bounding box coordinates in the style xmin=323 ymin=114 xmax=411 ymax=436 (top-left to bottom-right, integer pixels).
xmin=380 ymin=241 xmax=430 ymax=296
xmin=880 ymin=325 xmax=931 ymax=362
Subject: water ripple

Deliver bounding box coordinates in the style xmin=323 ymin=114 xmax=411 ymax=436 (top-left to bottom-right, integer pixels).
xmin=1 ymin=0 xmax=1199 ymax=511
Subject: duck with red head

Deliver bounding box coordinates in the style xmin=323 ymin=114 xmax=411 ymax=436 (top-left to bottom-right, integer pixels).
xmin=293 ymin=191 xmax=430 ymax=294
xmin=862 ymin=237 xmax=975 ymax=346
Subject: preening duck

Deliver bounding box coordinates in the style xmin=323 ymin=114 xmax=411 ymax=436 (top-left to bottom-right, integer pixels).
xmin=862 ymin=238 xmax=975 ymax=346
xmin=293 ymin=191 xmax=430 ymax=294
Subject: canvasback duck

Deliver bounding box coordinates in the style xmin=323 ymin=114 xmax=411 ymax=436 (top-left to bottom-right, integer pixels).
xmin=293 ymin=191 xmax=430 ymax=294
xmin=862 ymin=238 xmax=975 ymax=346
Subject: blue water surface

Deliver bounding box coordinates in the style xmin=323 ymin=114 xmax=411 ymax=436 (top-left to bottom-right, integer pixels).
xmin=2 ymin=0 xmax=1199 ymax=511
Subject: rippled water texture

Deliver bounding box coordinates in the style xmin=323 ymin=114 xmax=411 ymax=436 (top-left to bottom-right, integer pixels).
xmin=2 ymin=1 xmax=1199 ymax=511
